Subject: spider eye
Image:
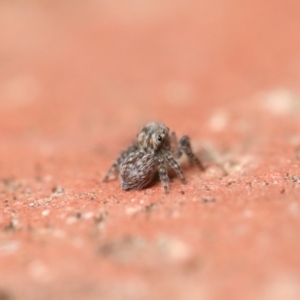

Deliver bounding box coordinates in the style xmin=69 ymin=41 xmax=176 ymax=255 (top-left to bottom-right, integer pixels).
xmin=157 ymin=135 xmax=162 ymax=142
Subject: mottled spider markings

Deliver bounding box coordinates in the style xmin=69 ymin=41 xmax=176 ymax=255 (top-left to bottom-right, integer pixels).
xmin=103 ymin=122 xmax=204 ymax=194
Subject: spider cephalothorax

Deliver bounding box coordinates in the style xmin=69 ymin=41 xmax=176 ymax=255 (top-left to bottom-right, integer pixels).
xmin=137 ymin=122 xmax=170 ymax=153
xmin=103 ymin=122 xmax=204 ymax=194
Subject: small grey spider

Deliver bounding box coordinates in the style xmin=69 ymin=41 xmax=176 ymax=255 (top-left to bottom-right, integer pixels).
xmin=102 ymin=122 xmax=204 ymax=194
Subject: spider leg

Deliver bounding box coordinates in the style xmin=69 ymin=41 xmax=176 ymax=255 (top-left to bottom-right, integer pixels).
xmin=102 ymin=142 xmax=138 ymax=182
xmin=165 ymin=151 xmax=187 ymax=184
xmin=102 ymin=156 xmax=123 ymax=182
xmin=176 ymin=135 xmax=205 ymax=171
xmin=170 ymin=131 xmax=178 ymax=152
xmin=157 ymin=157 xmax=170 ymax=194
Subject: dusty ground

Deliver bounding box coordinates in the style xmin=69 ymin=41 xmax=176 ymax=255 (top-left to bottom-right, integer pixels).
xmin=1 ymin=1 xmax=300 ymax=299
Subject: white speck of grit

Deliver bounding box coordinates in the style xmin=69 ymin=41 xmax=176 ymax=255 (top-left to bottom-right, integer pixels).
xmin=262 ymin=89 xmax=300 ymax=115
xmin=209 ymin=110 xmax=229 ymax=132
xmin=287 ymin=202 xmax=299 ymax=217
xmin=28 ymin=260 xmax=51 ymax=282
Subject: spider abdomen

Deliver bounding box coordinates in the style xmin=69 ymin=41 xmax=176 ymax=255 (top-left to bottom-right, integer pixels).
xmin=120 ymin=151 xmax=156 ymax=190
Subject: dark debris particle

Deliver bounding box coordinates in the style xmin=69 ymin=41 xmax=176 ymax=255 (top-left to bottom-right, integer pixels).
xmin=94 ymin=211 xmax=108 ymax=225
xmin=284 ymin=173 xmax=300 ymax=184
xmin=183 ymin=257 xmax=204 ymax=273
xmin=98 ymin=236 xmax=133 ymax=256
xmin=75 ymin=212 xmax=82 ymax=219
xmin=227 ymin=180 xmax=236 ymax=186
xmin=295 ymin=147 xmax=300 ymax=160
xmin=35 ymin=175 xmax=42 ymax=182
xmin=2 ymin=178 xmax=22 ymax=192
xmin=51 ymin=185 xmax=65 ymax=195
xmin=3 ymin=220 xmax=18 ymax=232
xmin=98 ymin=242 xmax=114 ymax=256
xmin=201 ymin=197 xmax=216 ymax=203
xmin=145 ymin=203 xmax=156 ymax=213
xmin=180 ymin=190 xmax=185 ymax=195
xmin=98 ymin=236 xmax=145 ymax=262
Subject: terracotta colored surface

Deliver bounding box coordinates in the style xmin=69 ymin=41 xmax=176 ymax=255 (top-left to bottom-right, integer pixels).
xmin=1 ymin=1 xmax=300 ymax=299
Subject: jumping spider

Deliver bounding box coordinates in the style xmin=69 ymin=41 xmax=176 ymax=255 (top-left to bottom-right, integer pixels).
xmin=103 ymin=122 xmax=204 ymax=194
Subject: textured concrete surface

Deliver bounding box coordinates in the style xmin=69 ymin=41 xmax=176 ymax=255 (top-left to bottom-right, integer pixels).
xmin=1 ymin=1 xmax=300 ymax=299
